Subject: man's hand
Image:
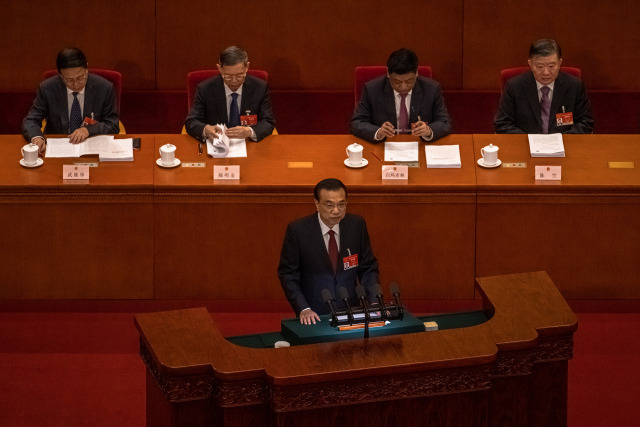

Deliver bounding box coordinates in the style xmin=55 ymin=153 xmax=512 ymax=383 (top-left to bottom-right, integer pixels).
xmin=31 ymin=137 xmax=46 ymax=154
xmin=69 ymin=127 xmax=89 ymax=144
xmin=411 ymin=121 xmax=433 ymax=139
xmin=226 ymin=126 xmax=252 ymax=139
xmin=204 ymin=124 xmax=223 ymax=140
xmin=299 ymin=308 xmax=321 ymax=325
xmin=375 ymin=121 xmax=396 ymax=140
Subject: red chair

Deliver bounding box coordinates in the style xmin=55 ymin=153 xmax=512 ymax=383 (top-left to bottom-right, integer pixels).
xmin=354 ymin=65 xmax=432 ymax=106
xmin=500 ymin=66 xmax=582 ymax=90
xmin=186 ymin=69 xmax=268 ymax=110
xmin=43 ymin=69 xmax=125 ymax=133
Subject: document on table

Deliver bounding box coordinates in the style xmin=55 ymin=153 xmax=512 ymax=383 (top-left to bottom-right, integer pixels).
xmin=384 ymin=141 xmax=419 ymax=162
xmin=425 ymin=145 xmax=461 ymax=168
xmin=528 ymin=133 xmax=565 ymax=157
xmin=99 ymin=138 xmax=134 ymax=161
xmin=45 ymin=135 xmax=113 ymax=158
xmin=206 ymin=124 xmax=247 ymax=158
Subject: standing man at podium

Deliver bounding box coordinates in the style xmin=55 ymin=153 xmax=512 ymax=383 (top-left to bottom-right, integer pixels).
xmin=278 ymin=179 xmax=380 ymax=325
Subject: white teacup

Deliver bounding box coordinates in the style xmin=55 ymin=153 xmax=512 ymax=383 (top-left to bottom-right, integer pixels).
xmin=274 ymin=341 xmax=290 ymax=348
xmin=159 ymin=144 xmax=176 ymax=165
xmin=21 ymin=143 xmax=39 ymax=166
xmin=481 ymin=144 xmax=499 ymax=166
xmin=346 ymin=143 xmax=363 ymax=165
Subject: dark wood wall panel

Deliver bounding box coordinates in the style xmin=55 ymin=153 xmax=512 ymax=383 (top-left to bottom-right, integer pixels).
xmin=149 ymin=0 xmax=464 ymax=90
xmin=463 ymin=0 xmax=640 ymax=89
xmin=2 ymin=0 xmax=156 ymax=91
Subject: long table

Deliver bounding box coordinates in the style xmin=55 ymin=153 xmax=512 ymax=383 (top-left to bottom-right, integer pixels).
xmin=134 ymin=271 xmax=578 ymax=427
xmin=1 ymin=134 xmax=638 ymax=301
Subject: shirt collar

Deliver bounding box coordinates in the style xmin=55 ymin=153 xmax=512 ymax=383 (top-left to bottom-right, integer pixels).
xmin=317 ymin=213 xmax=340 ymax=237
xmin=535 ymin=81 xmax=555 ymax=92
xmin=66 ymin=86 xmax=86 ymax=96
xmin=393 ymin=89 xmax=413 ymax=99
xmin=224 ymin=83 xmax=243 ymax=98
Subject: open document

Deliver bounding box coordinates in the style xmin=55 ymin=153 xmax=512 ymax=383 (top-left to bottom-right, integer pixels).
xmin=44 ymin=136 xmax=133 ymax=161
xmin=384 ymin=141 xmax=419 ymax=162
xmin=528 ymin=134 xmax=565 ymax=157
xmin=206 ymin=124 xmax=247 ymax=158
xmin=425 ymin=145 xmax=461 ymax=168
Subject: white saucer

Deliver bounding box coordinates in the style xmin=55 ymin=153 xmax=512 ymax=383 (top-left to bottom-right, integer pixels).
xmin=156 ymin=158 xmax=181 ymax=168
xmin=344 ymin=158 xmax=368 ymax=168
xmin=477 ymin=158 xmax=501 ymax=168
xmin=20 ymin=158 xmax=43 ymax=168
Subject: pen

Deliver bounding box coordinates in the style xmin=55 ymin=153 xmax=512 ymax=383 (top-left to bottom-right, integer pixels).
xmin=370 ymin=151 xmax=383 ymax=162
xmin=198 ymin=141 xmax=203 ymax=155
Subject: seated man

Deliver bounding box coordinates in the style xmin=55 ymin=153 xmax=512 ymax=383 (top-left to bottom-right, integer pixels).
xmin=22 ymin=47 xmax=119 ymax=153
xmin=494 ymin=39 xmax=594 ymax=134
xmin=278 ymin=178 xmax=380 ymax=325
xmin=350 ymin=48 xmax=452 ymax=143
xmin=185 ymin=46 xmax=275 ymax=142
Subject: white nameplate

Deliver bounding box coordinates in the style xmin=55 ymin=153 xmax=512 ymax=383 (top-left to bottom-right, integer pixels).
xmin=214 ymin=165 xmax=240 ymax=180
xmin=382 ymin=165 xmax=408 ymax=180
xmin=63 ymin=164 xmax=90 ymax=180
xmin=535 ymin=165 xmax=561 ymax=181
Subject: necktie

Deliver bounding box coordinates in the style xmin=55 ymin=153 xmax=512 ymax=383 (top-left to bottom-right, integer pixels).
xmin=69 ymin=92 xmax=82 ymax=133
xmin=328 ymin=230 xmax=338 ymax=275
xmin=229 ymin=93 xmax=240 ymax=127
xmin=540 ymin=86 xmax=551 ymax=134
xmin=398 ymin=93 xmax=409 ymax=134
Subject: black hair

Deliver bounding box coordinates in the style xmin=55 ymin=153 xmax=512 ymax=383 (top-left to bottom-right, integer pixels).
xmin=56 ymin=47 xmax=88 ymax=73
xmin=387 ymin=48 xmax=419 ymax=75
xmin=314 ymin=178 xmax=347 ymax=201
xmin=529 ymin=39 xmax=562 ymax=59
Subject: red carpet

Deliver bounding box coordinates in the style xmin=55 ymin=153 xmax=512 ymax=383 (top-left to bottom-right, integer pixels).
xmin=0 ymin=309 xmax=639 ymax=426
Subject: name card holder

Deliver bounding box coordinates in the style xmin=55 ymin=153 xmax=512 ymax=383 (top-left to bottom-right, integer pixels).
xmin=182 ymin=162 xmax=205 ymax=168
xmin=214 ymin=165 xmax=240 ymax=180
xmin=63 ymin=164 xmax=90 ymax=180
xmin=382 ymin=165 xmax=408 ymax=180
xmin=535 ymin=165 xmax=561 ymax=181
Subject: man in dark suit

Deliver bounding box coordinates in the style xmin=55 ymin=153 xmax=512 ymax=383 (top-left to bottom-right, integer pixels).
xmin=494 ymin=39 xmax=594 ymax=134
xmin=351 ymin=48 xmax=451 ymax=143
xmin=185 ymin=46 xmax=275 ymax=142
xmin=278 ymin=178 xmax=380 ymax=325
xmin=22 ymin=47 xmax=119 ymax=153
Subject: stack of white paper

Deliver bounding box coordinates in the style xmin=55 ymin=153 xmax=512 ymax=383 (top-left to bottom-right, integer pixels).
xmin=206 ymin=124 xmax=247 ymax=158
xmin=99 ymin=138 xmax=134 ymax=161
xmin=528 ymin=134 xmax=565 ymax=157
xmin=384 ymin=141 xmax=419 ymax=162
xmin=425 ymin=145 xmax=461 ymax=168
xmin=45 ymin=135 xmax=133 ymax=161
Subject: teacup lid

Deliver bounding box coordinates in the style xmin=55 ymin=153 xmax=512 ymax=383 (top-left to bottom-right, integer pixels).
xmin=23 ymin=143 xmax=39 ymax=151
xmin=349 ymin=142 xmax=363 ymax=150
xmin=162 ymin=143 xmax=175 ymax=150
xmin=484 ymin=143 xmax=499 ymax=152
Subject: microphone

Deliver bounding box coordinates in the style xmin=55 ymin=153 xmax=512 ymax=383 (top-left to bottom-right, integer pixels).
xmin=390 ymin=282 xmax=404 ymax=317
xmin=321 ymin=289 xmax=338 ymax=325
xmin=338 ymin=287 xmax=354 ymax=324
xmin=356 ymin=285 xmax=371 ymax=338
xmin=372 ymin=283 xmax=387 ymax=319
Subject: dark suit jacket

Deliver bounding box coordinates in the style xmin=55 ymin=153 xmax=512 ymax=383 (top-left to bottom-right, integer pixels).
xmin=22 ymin=73 xmax=119 ymax=141
xmin=185 ymin=75 xmax=275 ymax=142
xmin=494 ymin=71 xmax=594 ymax=134
xmin=350 ymin=75 xmax=452 ymax=143
xmin=278 ymin=213 xmax=380 ymax=316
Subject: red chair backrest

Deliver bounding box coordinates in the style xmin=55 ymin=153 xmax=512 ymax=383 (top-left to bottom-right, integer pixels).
xmin=500 ymin=66 xmax=582 ymax=90
xmin=186 ymin=69 xmax=269 ymax=110
xmin=44 ymin=69 xmax=122 ymax=114
xmin=354 ymin=65 xmax=432 ymax=106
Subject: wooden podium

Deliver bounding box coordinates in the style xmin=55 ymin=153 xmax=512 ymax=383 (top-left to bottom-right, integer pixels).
xmin=135 ymin=271 xmax=577 ymax=427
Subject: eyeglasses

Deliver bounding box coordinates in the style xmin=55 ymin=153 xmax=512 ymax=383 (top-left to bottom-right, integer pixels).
xmin=61 ymin=72 xmax=88 ymax=85
xmin=320 ymin=202 xmax=347 ymax=210
xmin=221 ymin=73 xmax=247 ymax=82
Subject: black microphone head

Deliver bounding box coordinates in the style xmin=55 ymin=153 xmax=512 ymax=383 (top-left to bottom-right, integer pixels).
xmin=355 ymin=285 xmax=367 ymax=300
xmin=372 ymin=283 xmax=383 ymax=298
xmin=338 ymin=286 xmax=350 ymax=302
xmin=390 ymin=282 xmax=400 ymax=296
xmin=321 ymin=289 xmax=333 ymax=304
